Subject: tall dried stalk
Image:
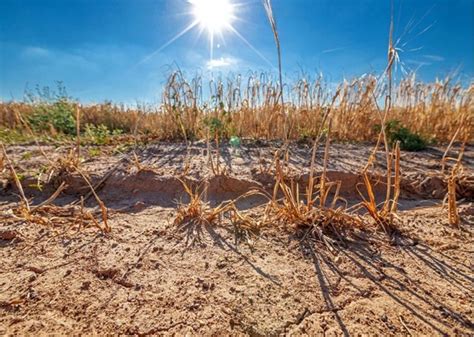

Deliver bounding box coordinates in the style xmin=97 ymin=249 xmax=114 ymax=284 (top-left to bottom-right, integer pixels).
xmin=447 ymin=175 xmax=459 ymax=227
xmin=390 ymin=141 xmax=401 ymax=213
xmin=262 ymin=0 xmax=296 ymax=175
xmin=75 ymin=104 xmax=81 ymax=164
xmin=445 ymin=139 xmax=466 ymax=228
xmin=1 ymin=144 xmax=30 ymax=212
xmin=441 ymin=123 xmax=463 ymax=174
xmin=262 ymin=0 xmax=284 ymax=114
xmin=319 ymin=118 xmax=333 ymax=208
xmin=74 ymin=167 xmax=110 ymax=232
xmin=307 ymin=90 xmax=341 ymax=210
xmin=358 ymin=1 xmax=403 ymax=234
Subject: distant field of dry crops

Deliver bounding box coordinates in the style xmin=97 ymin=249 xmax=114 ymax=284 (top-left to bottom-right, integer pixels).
xmin=1 ymin=72 xmax=473 ymax=144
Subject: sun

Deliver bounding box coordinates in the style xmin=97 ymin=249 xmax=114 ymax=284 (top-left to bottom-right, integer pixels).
xmin=189 ymin=0 xmax=235 ymax=34
xmin=138 ymin=0 xmax=273 ymax=68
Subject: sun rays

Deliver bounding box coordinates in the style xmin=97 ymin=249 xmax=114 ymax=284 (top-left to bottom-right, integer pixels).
xmin=137 ymin=0 xmax=272 ymax=68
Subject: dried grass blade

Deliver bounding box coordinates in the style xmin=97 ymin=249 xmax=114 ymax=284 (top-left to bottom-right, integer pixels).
xmin=1 ymin=144 xmax=30 ymax=212
xmin=31 ymin=182 xmax=67 ymax=212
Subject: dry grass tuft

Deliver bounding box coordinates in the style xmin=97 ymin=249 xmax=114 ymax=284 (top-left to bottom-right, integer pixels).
xmin=174 ymin=179 xmax=259 ymax=246
xmin=0 ymin=143 xmax=110 ymax=233
xmin=1 ymin=181 xmax=107 ymax=232
xmin=443 ymin=138 xmax=467 ymax=228
xmin=357 ymin=141 xmax=402 ymax=236
xmin=264 ymin=140 xmax=363 ymax=251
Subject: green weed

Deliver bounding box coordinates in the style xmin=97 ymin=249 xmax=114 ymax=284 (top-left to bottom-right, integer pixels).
xmin=377 ymin=120 xmax=427 ymax=151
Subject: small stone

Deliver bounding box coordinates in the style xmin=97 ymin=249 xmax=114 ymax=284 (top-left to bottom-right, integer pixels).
xmin=133 ymin=201 xmax=146 ymax=211
xmin=0 ymin=179 xmax=9 ymax=191
xmin=26 ymin=266 xmax=44 ymax=274
xmin=216 ymin=261 xmax=227 ymax=269
xmin=0 ymin=230 xmax=17 ymax=241
xmin=80 ymin=281 xmax=91 ymax=290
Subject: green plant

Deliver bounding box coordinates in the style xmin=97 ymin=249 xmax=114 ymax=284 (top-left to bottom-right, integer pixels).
xmin=29 ymin=100 xmax=76 ymax=135
xmin=26 ymin=83 xmax=77 ymax=135
xmin=88 ymin=147 xmax=102 ymax=157
xmin=85 ymin=124 xmax=111 ymax=145
xmin=377 ymin=120 xmax=427 ymax=151
xmin=21 ymin=152 xmax=33 ymax=160
xmin=203 ymin=117 xmax=224 ymax=136
xmin=0 ymin=128 xmax=33 ymax=144
xmin=112 ymin=142 xmax=134 ymax=155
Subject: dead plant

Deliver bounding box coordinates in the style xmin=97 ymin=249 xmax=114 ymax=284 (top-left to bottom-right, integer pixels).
xmin=0 ymin=143 xmax=109 ymax=233
xmin=1 ymin=143 xmax=30 ymax=212
xmin=443 ymin=138 xmax=467 ymax=228
xmin=0 ymin=179 xmax=106 ymax=232
xmin=266 ymin=141 xmax=363 ymax=251
xmin=357 ymin=141 xmax=402 ymax=235
xmin=173 ymin=179 xmax=259 ymax=246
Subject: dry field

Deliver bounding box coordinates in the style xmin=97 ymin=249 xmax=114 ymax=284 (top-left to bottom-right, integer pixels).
xmin=0 ymin=51 xmax=473 ymax=336
xmin=1 ymin=0 xmax=473 ymax=334
xmin=0 ymin=139 xmax=473 ymax=335
xmin=1 ymin=73 xmax=472 ymax=143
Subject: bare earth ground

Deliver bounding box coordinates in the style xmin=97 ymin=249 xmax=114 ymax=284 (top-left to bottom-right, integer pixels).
xmin=1 ymin=141 xmax=473 ymax=336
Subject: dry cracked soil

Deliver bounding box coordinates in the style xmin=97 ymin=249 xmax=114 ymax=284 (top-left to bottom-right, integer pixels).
xmin=0 ymin=141 xmax=473 ymax=336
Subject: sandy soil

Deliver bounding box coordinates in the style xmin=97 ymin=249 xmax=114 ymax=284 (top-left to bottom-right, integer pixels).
xmin=0 ymin=141 xmax=473 ymax=336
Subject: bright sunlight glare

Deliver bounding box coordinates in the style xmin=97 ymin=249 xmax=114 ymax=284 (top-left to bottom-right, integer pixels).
xmin=138 ymin=0 xmax=273 ymax=68
xmin=190 ymin=0 xmax=235 ymax=34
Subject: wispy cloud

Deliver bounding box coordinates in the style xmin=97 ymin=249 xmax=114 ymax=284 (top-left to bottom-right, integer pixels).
xmin=422 ymin=54 xmax=445 ymax=62
xmin=403 ymin=54 xmax=444 ymax=71
xmin=21 ymin=46 xmax=51 ymax=58
xmin=206 ymin=56 xmax=239 ymax=69
xmin=321 ymin=47 xmax=346 ymax=54
xmin=405 ymin=59 xmax=431 ymax=68
xmin=20 ymin=45 xmax=98 ymax=71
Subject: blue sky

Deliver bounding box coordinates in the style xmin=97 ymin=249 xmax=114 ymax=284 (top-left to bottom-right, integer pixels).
xmin=1 ymin=0 xmax=473 ymax=103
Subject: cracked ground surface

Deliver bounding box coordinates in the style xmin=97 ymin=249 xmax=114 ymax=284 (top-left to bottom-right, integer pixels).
xmin=0 ymin=141 xmax=473 ymax=335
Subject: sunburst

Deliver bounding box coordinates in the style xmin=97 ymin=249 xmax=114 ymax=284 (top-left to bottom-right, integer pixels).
xmin=190 ymin=0 xmax=235 ymax=60
xmin=138 ymin=0 xmax=272 ymax=68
